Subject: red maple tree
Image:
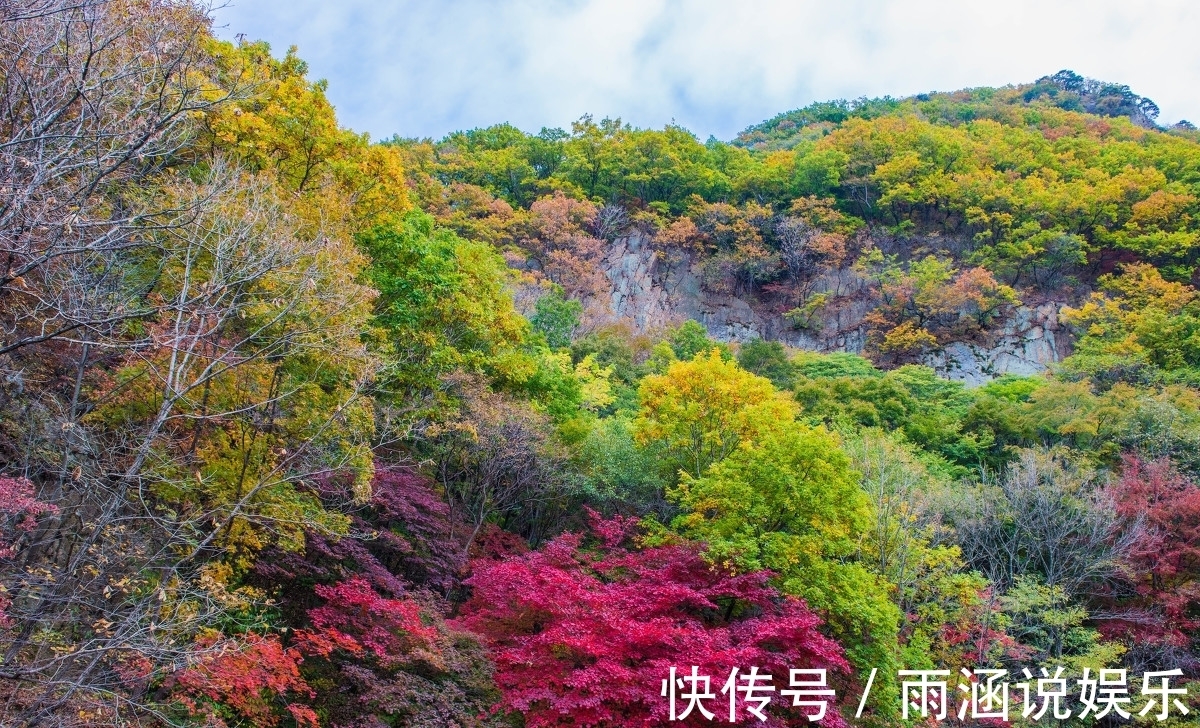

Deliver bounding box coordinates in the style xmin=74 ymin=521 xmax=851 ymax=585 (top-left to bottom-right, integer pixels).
xmin=307 ymin=577 xmax=438 ymax=668
xmin=455 ymin=514 xmax=850 ymax=727
xmin=1102 ymin=454 xmax=1200 ymax=661
xmin=171 ymin=632 xmax=319 ymax=728
xmin=172 ymin=576 xmax=442 ymax=726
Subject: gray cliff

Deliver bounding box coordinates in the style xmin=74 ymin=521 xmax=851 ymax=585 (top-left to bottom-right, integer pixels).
xmin=595 ymin=233 xmax=1070 ymax=386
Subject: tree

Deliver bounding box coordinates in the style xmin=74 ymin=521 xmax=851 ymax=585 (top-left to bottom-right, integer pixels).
xmin=972 ymin=226 xmax=1085 ymax=289
xmin=0 ymin=476 xmax=57 ymax=561
xmin=434 ymin=375 xmax=574 ymax=549
xmin=792 ymin=352 xmax=881 ymax=380
xmin=633 ymin=350 xmax=795 ymax=481
xmin=0 ymin=158 xmax=379 ymax=721
xmin=170 ymin=632 xmax=319 ymax=728
xmin=1062 ymin=263 xmax=1200 ymax=384
xmin=520 ymin=192 xmax=608 ymax=307
xmin=999 ymin=576 xmax=1115 ymax=667
xmin=736 ymin=338 xmax=796 ymax=390
xmin=205 ymin=37 xmax=413 ymax=228
xmin=531 ymin=287 xmax=583 ymax=349
xmin=0 ymin=477 xmax=56 ymax=625
xmin=771 ymin=213 xmax=848 ymax=316
xmin=948 ymin=449 xmax=1138 ymax=595
xmin=666 ymin=320 xmax=729 ymax=362
xmin=252 ymin=466 xmax=471 ymax=599
xmin=357 ymin=211 xmax=531 ymax=406
xmin=359 ymin=468 xmax=468 ymax=594
xmin=306 ymin=577 xmax=437 ymax=667
xmin=794 ymin=364 xmax=989 ymax=475
xmin=863 ymin=255 xmax=1020 ymax=363
xmin=243 ymin=468 xmax=501 ymax=728
xmin=576 ymin=416 xmax=669 ymax=517
xmin=456 ymin=515 xmax=851 ymax=727
xmin=172 ymin=574 xmax=498 ymax=728
xmin=1024 ymin=380 xmax=1200 ymax=477
xmin=843 ymin=432 xmax=1003 ymax=672
xmin=0 ymin=0 xmax=235 ymax=360
xmin=0 ymin=6 xmax=387 ymax=719
xmin=1102 ymin=455 xmax=1200 ymax=671
xmin=667 ymin=425 xmax=901 ymax=716
xmin=570 ymin=322 xmax=655 ymax=412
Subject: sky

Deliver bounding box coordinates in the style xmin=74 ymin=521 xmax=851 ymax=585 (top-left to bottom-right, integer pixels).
xmin=210 ymin=0 xmax=1200 ymax=142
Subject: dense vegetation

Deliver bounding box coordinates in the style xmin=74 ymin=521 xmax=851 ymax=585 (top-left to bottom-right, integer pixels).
xmin=0 ymin=2 xmax=1197 ymax=726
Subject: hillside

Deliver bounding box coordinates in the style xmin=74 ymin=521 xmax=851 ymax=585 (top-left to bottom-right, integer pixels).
xmin=393 ymin=68 xmax=1200 ymax=385
xmin=0 ymin=3 xmax=1197 ymax=726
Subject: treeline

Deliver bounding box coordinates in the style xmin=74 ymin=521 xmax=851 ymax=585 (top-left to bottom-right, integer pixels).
xmin=0 ymin=2 xmax=1196 ymax=727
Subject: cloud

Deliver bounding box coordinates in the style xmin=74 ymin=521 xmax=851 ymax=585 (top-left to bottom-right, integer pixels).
xmin=211 ymin=0 xmax=1200 ymax=140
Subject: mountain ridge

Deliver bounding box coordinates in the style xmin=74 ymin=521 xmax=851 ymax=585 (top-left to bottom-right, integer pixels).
xmin=732 ymin=69 xmax=1186 ymax=152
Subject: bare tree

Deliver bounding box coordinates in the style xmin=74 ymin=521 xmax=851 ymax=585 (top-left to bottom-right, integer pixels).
xmin=776 ymin=217 xmax=820 ymax=283
xmin=0 ymin=3 xmax=460 ymax=725
xmin=0 ymin=156 xmax=378 ymax=723
xmin=845 ymin=429 xmax=936 ymax=611
xmin=434 ymin=374 xmax=574 ymax=551
xmin=591 ymin=203 xmax=629 ymax=242
xmin=0 ymin=0 xmax=245 ymax=360
xmin=948 ymin=448 xmax=1142 ymax=597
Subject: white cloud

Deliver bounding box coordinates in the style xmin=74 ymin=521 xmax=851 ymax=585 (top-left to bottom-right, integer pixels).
xmin=212 ymin=0 xmax=1200 ymax=140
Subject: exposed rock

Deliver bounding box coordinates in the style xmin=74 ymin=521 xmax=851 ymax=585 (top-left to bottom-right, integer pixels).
xmin=601 ymin=234 xmax=676 ymax=331
xmin=921 ymin=303 xmax=1067 ymax=386
xmin=594 ymin=233 xmax=1070 ymax=385
xmin=598 ymin=233 xmax=823 ymax=345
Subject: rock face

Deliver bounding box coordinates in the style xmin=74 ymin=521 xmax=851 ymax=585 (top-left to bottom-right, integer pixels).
xmin=596 ymin=233 xmax=1070 ymax=386
xmin=601 ymin=233 xmax=820 ymax=346
xmin=601 ymin=233 xmax=678 ymax=332
xmin=920 ymin=303 xmax=1068 ymax=386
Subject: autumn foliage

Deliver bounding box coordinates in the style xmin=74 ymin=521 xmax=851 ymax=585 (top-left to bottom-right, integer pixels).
xmin=307 ymin=577 xmax=438 ymax=666
xmin=6 ymin=2 xmax=1200 ymax=725
xmin=173 ymin=576 xmax=447 ymax=727
xmin=1101 ymin=455 xmax=1200 ymax=660
xmin=0 ymin=476 xmax=56 ymax=559
xmin=456 ymin=515 xmax=850 ymax=727
xmin=172 ymin=633 xmax=319 ymax=728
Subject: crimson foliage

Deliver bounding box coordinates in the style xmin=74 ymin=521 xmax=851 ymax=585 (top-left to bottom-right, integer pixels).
xmin=456 ymin=515 xmax=850 ymax=727
xmin=0 ymin=476 xmax=56 ymax=625
xmin=171 ymin=632 xmax=319 ymax=728
xmin=364 ymin=467 xmax=466 ymax=592
xmin=251 ymin=467 xmax=464 ymax=615
xmin=1103 ymin=454 xmax=1200 ymax=666
xmin=173 ymin=576 xmax=500 ymax=728
xmin=0 ymin=475 xmax=56 ymax=559
xmin=308 ymin=577 xmax=438 ymax=667
xmin=238 ymin=466 xmax=500 ymax=726
xmin=297 ymin=576 xmax=501 ymax=728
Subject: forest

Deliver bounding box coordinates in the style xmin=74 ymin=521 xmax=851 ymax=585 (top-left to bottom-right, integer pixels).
xmin=0 ymin=1 xmax=1197 ymax=726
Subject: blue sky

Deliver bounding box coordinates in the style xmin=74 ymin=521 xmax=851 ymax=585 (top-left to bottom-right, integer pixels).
xmin=211 ymin=1 xmax=1200 ymax=142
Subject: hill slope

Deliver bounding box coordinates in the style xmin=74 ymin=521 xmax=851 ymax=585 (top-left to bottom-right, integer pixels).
xmin=392 ymin=70 xmax=1200 ymax=386
xmin=3 ymin=9 xmax=1199 ymax=723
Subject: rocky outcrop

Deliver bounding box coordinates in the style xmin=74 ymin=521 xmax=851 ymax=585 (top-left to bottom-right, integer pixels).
xmin=600 ymin=233 xmax=812 ymax=344
xmin=920 ymin=303 xmax=1068 ymax=386
xmin=596 ymin=233 xmax=1070 ymax=385
xmin=600 ymin=233 xmax=677 ymax=331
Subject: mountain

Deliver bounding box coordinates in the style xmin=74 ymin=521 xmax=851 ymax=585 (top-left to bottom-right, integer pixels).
xmin=733 ymin=69 xmax=1181 ymax=152
xmin=2 ymin=7 xmax=1198 ymax=724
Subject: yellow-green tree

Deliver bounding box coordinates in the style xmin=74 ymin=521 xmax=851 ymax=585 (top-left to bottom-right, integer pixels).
xmin=203 ymin=39 xmax=412 ymax=234
xmin=633 ymin=349 xmax=796 ymax=480
xmin=357 ymin=211 xmax=532 ymax=407
xmin=1063 ymin=262 xmax=1200 ymax=381
xmin=668 ymin=423 xmax=902 ymax=721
